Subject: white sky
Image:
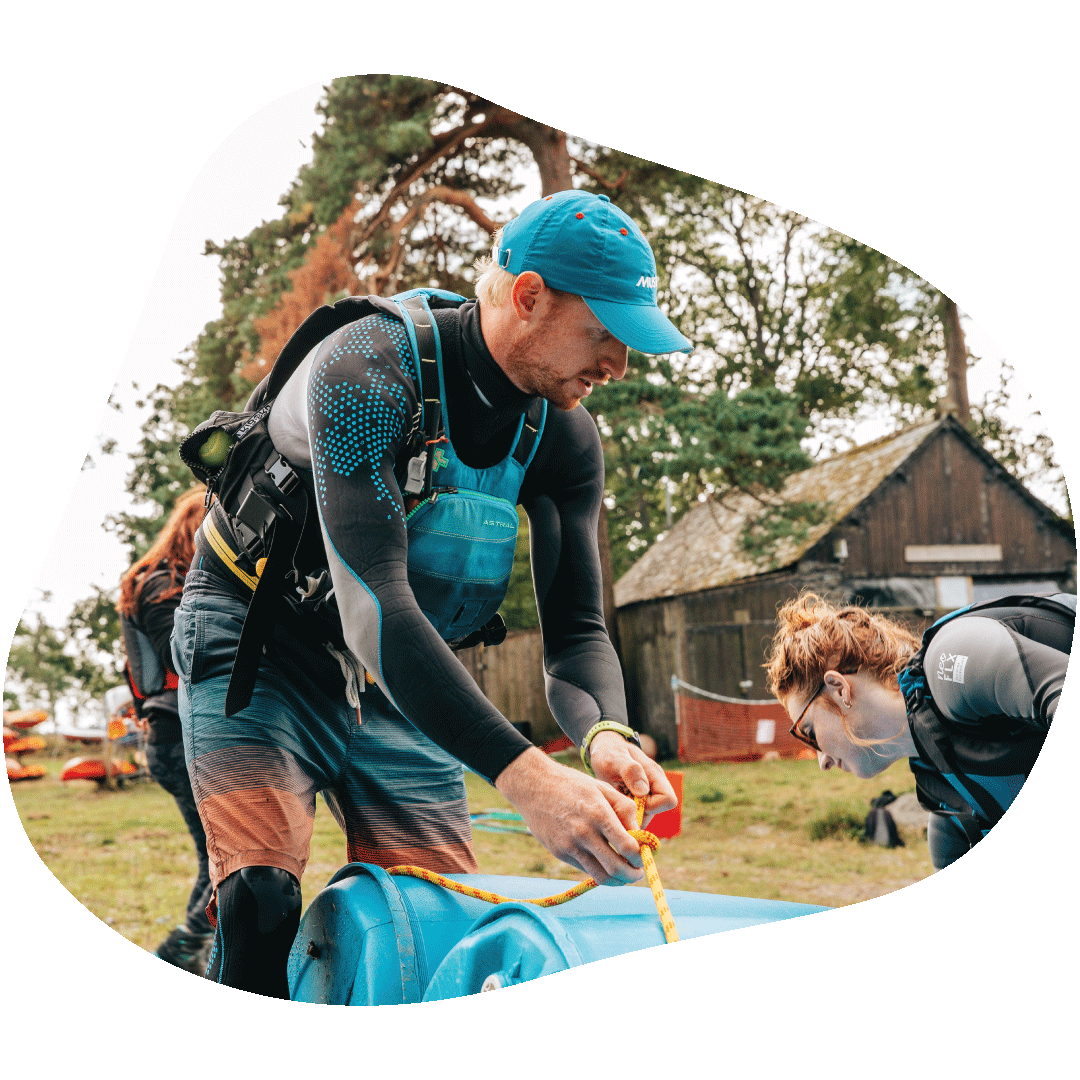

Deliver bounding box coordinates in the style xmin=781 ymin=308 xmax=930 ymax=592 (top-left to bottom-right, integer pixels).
xmin=16 ymin=88 xmax=1059 ymax=632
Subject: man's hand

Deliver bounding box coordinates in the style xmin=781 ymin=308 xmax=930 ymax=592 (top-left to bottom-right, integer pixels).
xmin=494 ymin=748 xmax=644 ymax=885
xmin=587 ymin=730 xmax=678 ymax=827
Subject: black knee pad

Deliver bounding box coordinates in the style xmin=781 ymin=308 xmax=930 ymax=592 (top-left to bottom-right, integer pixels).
xmin=237 ymin=866 xmax=302 ymax=933
xmin=212 ymin=866 xmax=302 ymax=998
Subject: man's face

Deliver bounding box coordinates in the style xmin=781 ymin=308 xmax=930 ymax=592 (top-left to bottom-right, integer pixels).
xmin=501 ymin=291 xmax=629 ymax=411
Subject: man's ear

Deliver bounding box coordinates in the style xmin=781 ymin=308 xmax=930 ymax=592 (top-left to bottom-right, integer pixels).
xmin=511 ymin=271 xmax=545 ymax=319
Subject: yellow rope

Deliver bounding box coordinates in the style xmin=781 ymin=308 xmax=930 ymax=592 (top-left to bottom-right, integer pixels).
xmin=386 ymin=796 xmax=680 ymax=944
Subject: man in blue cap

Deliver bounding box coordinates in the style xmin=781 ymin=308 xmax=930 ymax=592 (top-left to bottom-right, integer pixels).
xmin=173 ymin=189 xmax=690 ymax=997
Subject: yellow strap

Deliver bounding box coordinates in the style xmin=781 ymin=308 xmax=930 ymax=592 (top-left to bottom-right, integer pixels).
xmin=201 ymin=516 xmax=260 ymax=591
xmin=201 ymin=514 xmax=371 ymax=684
xmin=387 ymin=796 xmax=680 ymax=944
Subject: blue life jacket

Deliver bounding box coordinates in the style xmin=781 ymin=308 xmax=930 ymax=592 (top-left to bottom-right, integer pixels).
xmin=897 ymin=592 xmax=1075 ymax=848
xmin=390 ymin=290 xmax=547 ymax=642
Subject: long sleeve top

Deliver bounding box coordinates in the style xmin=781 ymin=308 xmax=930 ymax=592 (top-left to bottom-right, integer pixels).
xmin=204 ymin=299 xmax=627 ymax=783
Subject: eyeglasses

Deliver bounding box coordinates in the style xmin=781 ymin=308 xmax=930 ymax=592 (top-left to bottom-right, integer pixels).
xmin=788 ymin=670 xmax=857 ymax=753
xmin=788 ymin=681 xmax=826 ymax=752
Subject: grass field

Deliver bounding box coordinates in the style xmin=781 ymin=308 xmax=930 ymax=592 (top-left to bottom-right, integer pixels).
xmin=7 ymin=748 xmax=934 ymax=960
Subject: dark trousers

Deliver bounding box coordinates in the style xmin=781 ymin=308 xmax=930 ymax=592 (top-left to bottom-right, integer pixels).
xmin=145 ymin=728 xmax=213 ymax=936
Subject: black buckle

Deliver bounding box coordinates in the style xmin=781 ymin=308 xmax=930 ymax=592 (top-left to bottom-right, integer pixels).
xmin=449 ymin=613 xmax=507 ymax=652
xmin=265 ymin=453 xmax=300 ymax=496
xmin=235 ymin=488 xmax=278 ymax=559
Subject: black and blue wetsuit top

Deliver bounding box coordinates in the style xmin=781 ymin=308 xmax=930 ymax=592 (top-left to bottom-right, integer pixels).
xmin=195 ymin=300 xmax=626 ymax=785
xmin=905 ymin=601 xmax=1072 ymax=867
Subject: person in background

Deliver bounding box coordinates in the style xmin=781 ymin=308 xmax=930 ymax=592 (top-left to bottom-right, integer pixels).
xmin=118 ymin=487 xmax=213 ymax=974
xmin=764 ymin=591 xmax=1073 ymax=870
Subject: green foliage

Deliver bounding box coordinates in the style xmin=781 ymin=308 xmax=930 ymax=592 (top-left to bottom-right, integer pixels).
xmin=570 ymin=161 xmax=960 ymax=567
xmin=499 ymin=508 xmax=539 ymax=631
xmin=6 ymin=608 xmax=79 ymax=714
xmin=6 ymin=588 xmax=126 ymax=717
xmin=65 ymin=585 xmax=127 ymax=700
xmin=116 ymin=78 xmax=1045 ymax=612
xmin=739 ymin=500 xmax=830 ymax=567
xmin=189 ymin=77 xmax=536 ymax=418
xmin=589 ymin=378 xmax=814 ymax=577
xmin=807 ymin=804 xmax=865 ymax=841
xmin=294 ymin=76 xmax=446 ymax=227
xmin=970 ymin=361 xmax=1069 ymax=520
xmin=578 ymin=163 xmax=947 ymax=423
xmin=106 ymin=366 xmax=212 ymax=559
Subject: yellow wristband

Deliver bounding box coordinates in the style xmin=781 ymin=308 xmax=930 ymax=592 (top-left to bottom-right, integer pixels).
xmin=580 ymin=721 xmax=642 ymax=772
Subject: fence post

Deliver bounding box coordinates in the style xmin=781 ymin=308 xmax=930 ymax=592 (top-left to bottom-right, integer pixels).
xmin=670 ymin=675 xmax=681 ymax=760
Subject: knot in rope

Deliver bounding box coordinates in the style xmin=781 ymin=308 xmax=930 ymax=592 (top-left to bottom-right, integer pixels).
xmin=385 ymin=794 xmax=680 ymax=944
xmin=627 ymin=828 xmax=660 ymax=853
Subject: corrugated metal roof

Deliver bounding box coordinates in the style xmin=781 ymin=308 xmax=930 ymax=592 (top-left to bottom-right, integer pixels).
xmin=614 ymin=416 xmax=943 ymax=607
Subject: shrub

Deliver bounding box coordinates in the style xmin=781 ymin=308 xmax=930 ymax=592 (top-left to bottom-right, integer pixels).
xmin=808 ymin=804 xmax=864 ymax=842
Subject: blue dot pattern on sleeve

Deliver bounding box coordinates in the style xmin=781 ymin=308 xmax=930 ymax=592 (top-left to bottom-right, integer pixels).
xmin=307 ymin=314 xmax=414 ymax=522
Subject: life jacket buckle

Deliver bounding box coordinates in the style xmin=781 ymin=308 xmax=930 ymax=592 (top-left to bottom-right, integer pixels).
xmin=235 ymin=487 xmax=281 ymax=559
xmin=266 ymin=453 xmax=300 ymax=496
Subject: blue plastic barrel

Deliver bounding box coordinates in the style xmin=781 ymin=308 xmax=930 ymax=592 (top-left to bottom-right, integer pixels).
xmin=288 ymin=865 xmax=828 ymax=1004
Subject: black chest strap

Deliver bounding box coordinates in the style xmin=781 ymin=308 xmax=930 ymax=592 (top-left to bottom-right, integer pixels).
xmin=224 ymin=449 xmax=309 ymax=717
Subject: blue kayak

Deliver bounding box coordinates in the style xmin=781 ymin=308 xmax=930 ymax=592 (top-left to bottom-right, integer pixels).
xmin=287 ymin=864 xmax=829 ymax=1004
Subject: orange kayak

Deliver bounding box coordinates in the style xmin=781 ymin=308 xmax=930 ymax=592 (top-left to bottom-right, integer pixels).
xmin=3 ymin=709 xmax=49 ymax=730
xmin=7 ymin=736 xmax=46 ymax=755
xmin=60 ymin=757 xmax=138 ymax=782
xmin=6 ymin=758 xmax=47 ymax=782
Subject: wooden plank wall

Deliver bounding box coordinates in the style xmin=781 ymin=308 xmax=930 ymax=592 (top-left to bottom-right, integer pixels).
xmin=456 ymin=630 xmax=562 ymax=747
xmin=811 ymin=428 xmax=1075 ymax=577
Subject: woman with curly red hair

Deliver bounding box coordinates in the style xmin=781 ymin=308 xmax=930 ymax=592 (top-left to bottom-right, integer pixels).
xmin=118 ymin=487 xmax=212 ymax=974
xmin=765 ymin=590 xmax=1073 ymax=869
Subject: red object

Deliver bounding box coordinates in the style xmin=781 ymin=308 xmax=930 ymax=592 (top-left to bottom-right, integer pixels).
xmin=7 ymin=736 xmax=46 ymax=755
xmin=541 ymin=735 xmax=574 ymax=755
xmin=648 ymin=770 xmax=683 ymax=839
xmin=7 ymin=759 xmax=46 ymax=781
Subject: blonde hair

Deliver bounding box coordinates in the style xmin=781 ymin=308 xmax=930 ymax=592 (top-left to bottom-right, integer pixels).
xmin=473 ymin=229 xmax=516 ymax=308
xmin=473 ymin=229 xmax=578 ymax=313
xmin=765 ymin=592 xmax=920 ymax=743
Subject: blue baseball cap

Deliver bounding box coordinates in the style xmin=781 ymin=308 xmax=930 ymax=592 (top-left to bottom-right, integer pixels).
xmin=497 ymin=189 xmax=692 ymax=355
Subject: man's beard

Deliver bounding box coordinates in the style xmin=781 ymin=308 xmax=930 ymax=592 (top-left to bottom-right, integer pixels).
xmin=501 ymin=326 xmax=591 ymax=412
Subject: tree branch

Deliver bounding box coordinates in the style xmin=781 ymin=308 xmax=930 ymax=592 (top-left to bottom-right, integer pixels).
xmin=569 ymin=158 xmax=629 ymax=193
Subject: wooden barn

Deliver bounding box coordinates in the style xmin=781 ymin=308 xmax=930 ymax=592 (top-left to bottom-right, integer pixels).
xmin=613 ymin=414 xmax=1076 ymax=757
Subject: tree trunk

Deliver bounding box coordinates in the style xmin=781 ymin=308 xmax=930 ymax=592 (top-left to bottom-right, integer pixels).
xmin=523 ymin=124 xmax=622 ymax=659
xmin=595 ymin=490 xmax=623 ymax=659
xmin=506 ymin=119 xmax=573 ymax=196
xmin=940 ymin=295 xmax=970 ymax=426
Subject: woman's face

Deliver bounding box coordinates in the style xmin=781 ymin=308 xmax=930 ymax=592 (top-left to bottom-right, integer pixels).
xmin=786 ymin=672 xmax=911 ymax=779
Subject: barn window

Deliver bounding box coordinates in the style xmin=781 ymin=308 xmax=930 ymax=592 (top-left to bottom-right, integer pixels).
xmin=935 ymin=576 xmax=973 ymax=609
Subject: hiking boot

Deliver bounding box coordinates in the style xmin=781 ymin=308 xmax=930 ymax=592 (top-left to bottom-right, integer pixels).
xmin=155 ymin=925 xmax=214 ymax=976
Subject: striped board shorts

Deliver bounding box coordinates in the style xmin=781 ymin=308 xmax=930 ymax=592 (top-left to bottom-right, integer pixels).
xmin=171 ymin=564 xmax=477 ymax=914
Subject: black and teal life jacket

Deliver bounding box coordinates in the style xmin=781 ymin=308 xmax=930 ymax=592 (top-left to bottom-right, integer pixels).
xmin=180 ymin=288 xmax=546 ymax=714
xmin=897 ymin=592 xmax=1075 ymax=848
xmin=121 ymin=566 xmax=181 ymax=717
